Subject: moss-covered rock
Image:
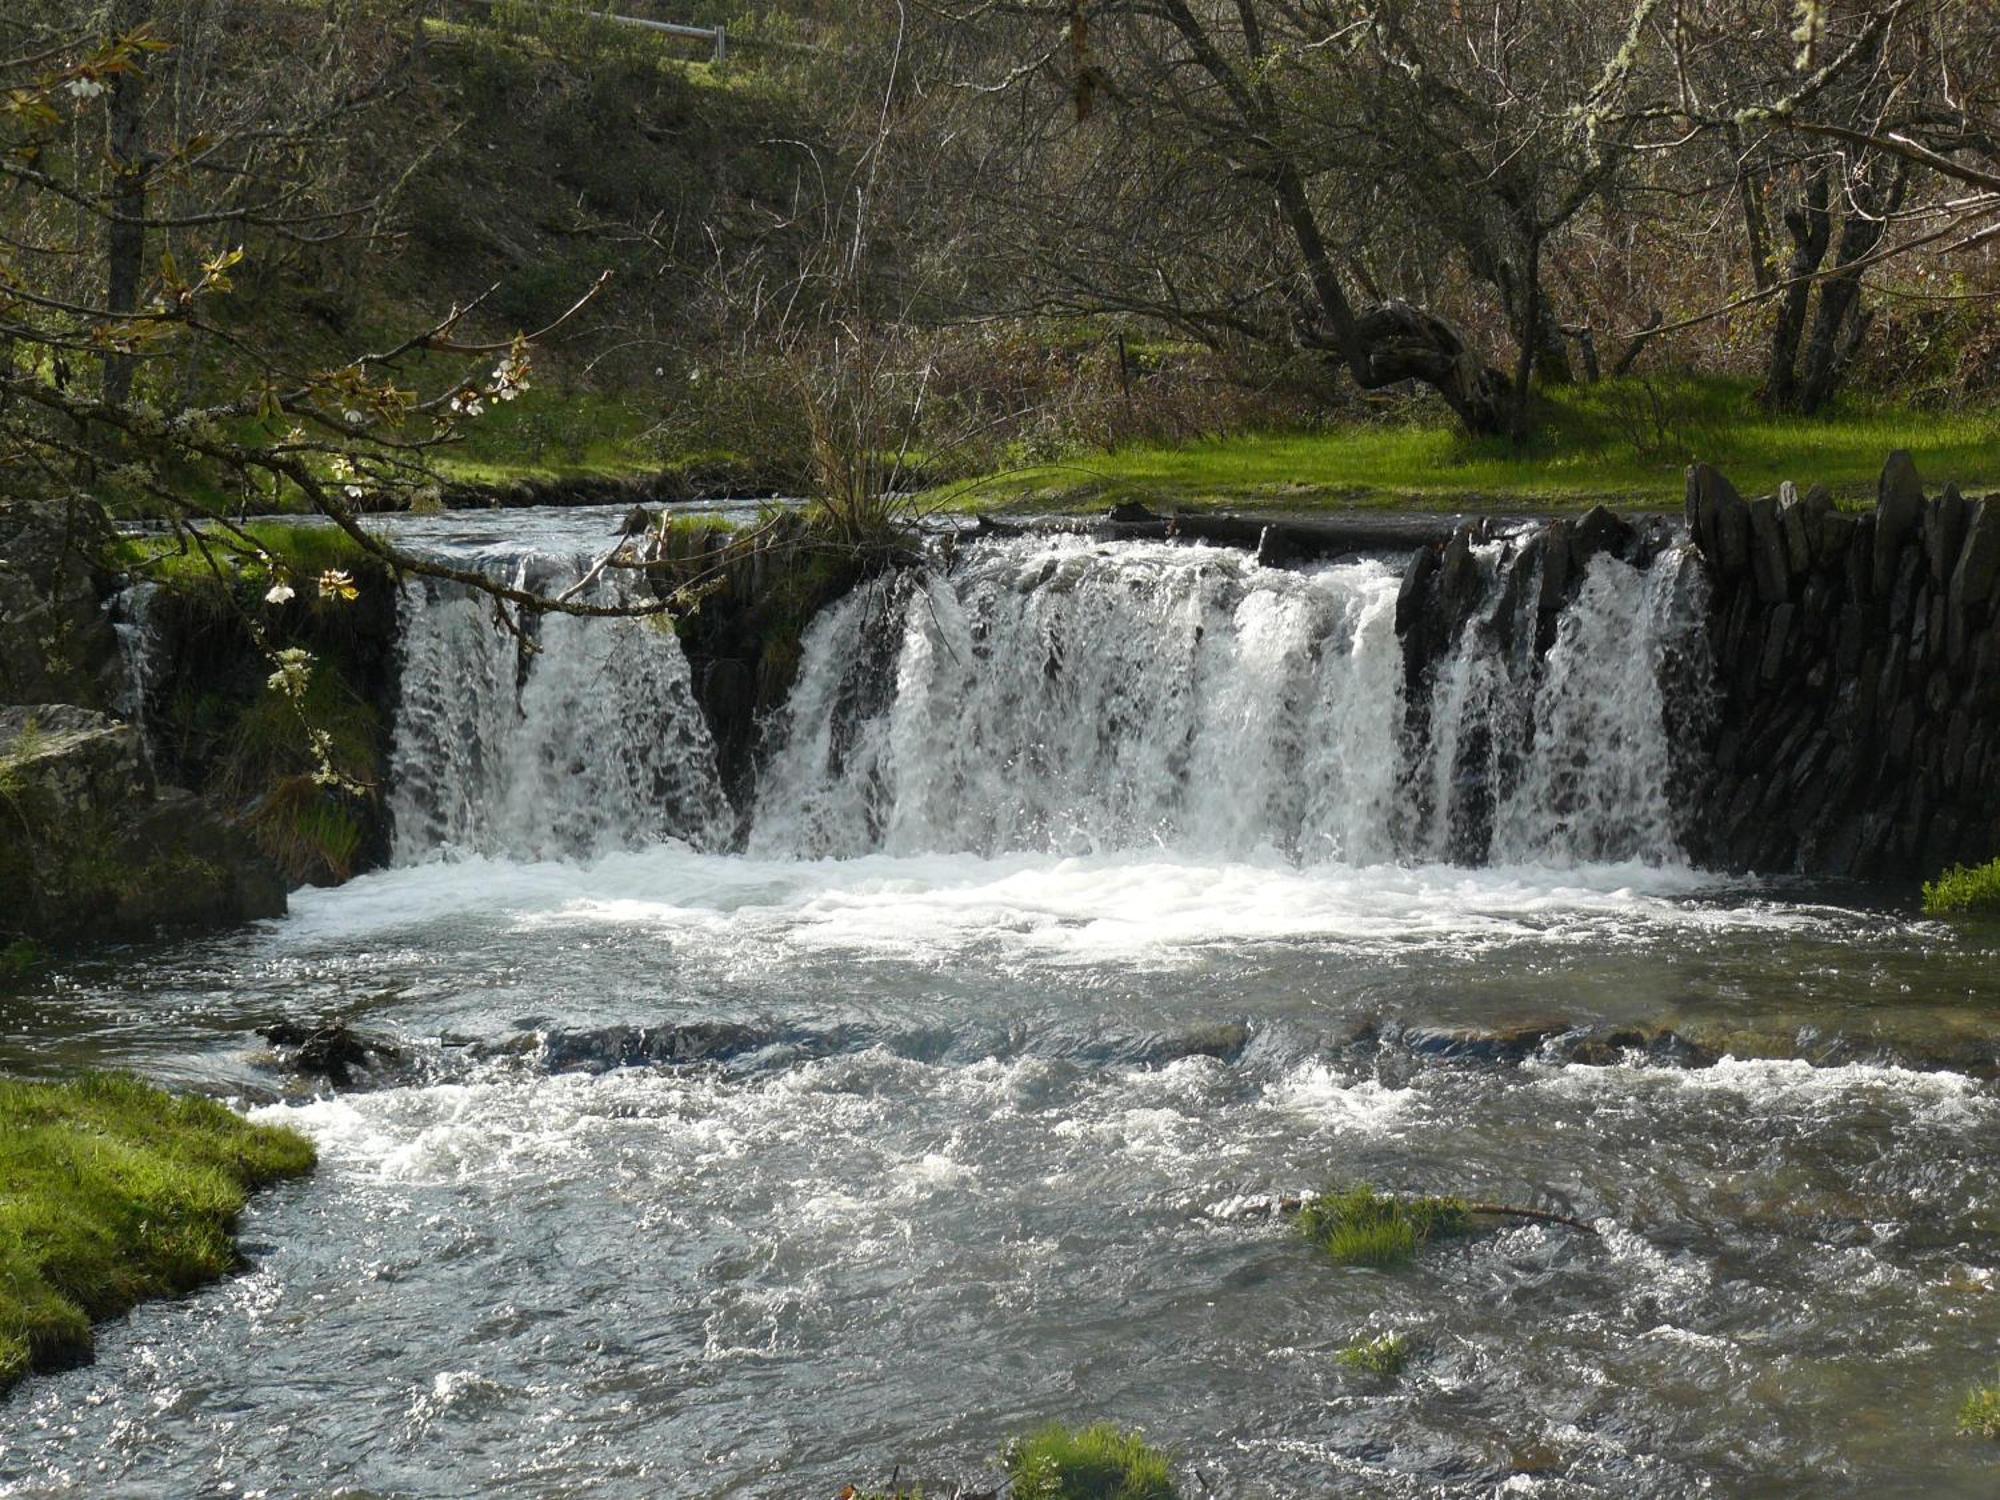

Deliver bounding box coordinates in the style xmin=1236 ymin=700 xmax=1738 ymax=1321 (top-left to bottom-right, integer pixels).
xmin=1006 ymin=1424 xmax=1179 ymax=1500
xmin=124 ymin=527 xmax=398 ymax=885
xmin=0 ymin=498 xmax=122 ymax=709
xmin=0 ymin=705 xmax=284 ymax=945
xmin=654 ymin=511 xmax=905 ymax=811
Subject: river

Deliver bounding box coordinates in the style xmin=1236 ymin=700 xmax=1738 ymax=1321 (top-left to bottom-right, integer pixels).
xmin=2 ymin=509 xmax=1996 ymax=1497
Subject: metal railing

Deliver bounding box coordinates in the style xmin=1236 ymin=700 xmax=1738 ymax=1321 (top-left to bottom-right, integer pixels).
xmin=453 ymin=2 xmax=730 ymax=62
xmin=592 ymin=12 xmax=727 ymax=61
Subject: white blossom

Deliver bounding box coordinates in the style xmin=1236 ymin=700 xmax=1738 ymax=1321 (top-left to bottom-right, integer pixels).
xmin=492 ymin=352 xmax=530 ymax=401
xmin=266 ymin=646 xmax=314 ymax=700
xmin=263 ymin=581 xmax=296 ymax=605
xmin=66 ymin=77 xmax=107 ymax=100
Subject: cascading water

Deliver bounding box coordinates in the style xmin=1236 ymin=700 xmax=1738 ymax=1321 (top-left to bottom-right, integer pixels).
xmin=749 ymin=534 xmax=1706 ymax=867
xmin=109 ymin=578 xmax=162 ymax=766
xmin=387 ymin=558 xmax=732 ymax=863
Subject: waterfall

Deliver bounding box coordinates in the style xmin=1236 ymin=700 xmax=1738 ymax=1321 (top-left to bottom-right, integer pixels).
xmin=387 ymin=561 xmax=732 ymax=864
xmin=110 ymin=579 xmax=162 ymax=766
xmin=379 ymin=522 xmax=1707 ymax=870
xmin=749 ymin=534 xmax=1706 ymax=867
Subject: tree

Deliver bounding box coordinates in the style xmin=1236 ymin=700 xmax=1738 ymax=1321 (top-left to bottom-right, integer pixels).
xmin=925 ymin=0 xmax=1664 ymax=437
xmin=0 ymin=5 xmax=637 ymax=620
xmin=1649 ymin=0 xmax=2000 ymax=412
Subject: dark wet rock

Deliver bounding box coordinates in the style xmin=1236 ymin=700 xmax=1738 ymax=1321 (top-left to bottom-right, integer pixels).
xmin=1395 ymin=544 xmax=1439 ymax=636
xmin=1874 ymin=449 xmax=1925 ymax=596
xmin=538 ymin=1021 xmax=770 ymax=1074
xmin=1105 ymin=501 xmax=1159 ymax=525
xmin=1550 ymin=1025 xmax=1719 ymax=1069
xmin=1777 ymin=482 xmax=1812 ymax=578
xmin=659 ymin=511 xmax=891 ymax=814
xmin=1683 ymin=459 xmax=2000 ymax=880
xmin=621 ymin=505 xmax=656 ymax=536
xmin=1437 ymin=527 xmax=1483 ymax=623
xmin=0 ymin=498 xmax=122 ymax=709
xmin=1143 ymin=1022 xmax=1251 ymax=1066
xmin=1570 ymin=504 xmax=1632 ymax=571
xmin=259 ymin=1019 xmax=402 ymax=1088
xmin=1747 ymin=494 xmax=1790 ymax=604
xmin=1927 ymin=484 xmax=1969 ymax=590
xmin=1951 ymin=498 xmax=2000 ymax=620
xmin=1687 ymin=463 xmax=1749 ymax=576
xmin=1389 ymin=1016 xmax=1573 ymax=1064
xmin=0 ymin=704 xmax=285 ymax=943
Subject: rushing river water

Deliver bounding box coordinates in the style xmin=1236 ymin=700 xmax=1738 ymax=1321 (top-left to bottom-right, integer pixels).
xmin=3 ymin=509 xmax=1998 ymax=1498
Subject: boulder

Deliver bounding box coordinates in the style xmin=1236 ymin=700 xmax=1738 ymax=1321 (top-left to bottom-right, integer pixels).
xmin=0 ymin=703 xmax=284 ymax=944
xmin=0 ymin=498 xmax=122 ymax=708
xmin=258 ymin=1019 xmax=403 ymax=1088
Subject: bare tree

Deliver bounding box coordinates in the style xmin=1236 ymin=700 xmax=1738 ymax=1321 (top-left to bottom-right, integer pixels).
xmin=922 ymin=0 xmax=1665 ymax=437
xmin=1647 ymin=0 xmax=2000 ymax=411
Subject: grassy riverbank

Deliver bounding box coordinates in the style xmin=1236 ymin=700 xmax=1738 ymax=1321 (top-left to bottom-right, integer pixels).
xmin=0 ymin=1074 xmax=314 ymax=1396
xmin=944 ymin=380 xmax=2000 ymax=515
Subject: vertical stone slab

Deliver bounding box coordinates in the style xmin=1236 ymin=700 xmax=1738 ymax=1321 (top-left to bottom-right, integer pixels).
xmin=1874 ymin=450 xmax=1925 ymax=597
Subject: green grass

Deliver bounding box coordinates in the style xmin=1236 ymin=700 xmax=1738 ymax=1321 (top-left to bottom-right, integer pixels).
xmin=1961 ymin=1382 xmax=2000 ymax=1439
xmin=1007 ymin=1423 xmax=1179 ymax=1500
xmin=1298 ymin=1185 xmax=1474 ymax=1267
xmin=1336 ymin=1331 xmax=1412 ymax=1378
xmin=110 ymin=520 xmax=373 ymax=595
xmin=1923 ymin=859 xmax=2000 ymax=916
xmin=947 ymin=378 xmax=2000 ymax=515
xmin=432 ymin=389 xmax=661 ymax=485
xmin=0 ymin=1072 xmax=315 ymax=1396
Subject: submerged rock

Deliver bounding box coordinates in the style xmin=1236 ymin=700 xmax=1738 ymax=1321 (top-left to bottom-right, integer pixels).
xmin=1390 ymin=1016 xmax=1573 ymax=1063
xmin=1143 ymin=1022 xmax=1252 ymax=1066
xmin=258 ymin=1019 xmax=403 ymax=1088
xmin=535 ymin=1020 xmax=771 ymax=1074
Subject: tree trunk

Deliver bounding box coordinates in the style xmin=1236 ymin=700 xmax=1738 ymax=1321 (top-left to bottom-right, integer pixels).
xmin=1271 ymin=164 xmax=1512 ymax=436
xmin=1507 ymin=235 xmax=1546 ymax=440
xmin=1725 ymin=121 xmax=1775 ymax=294
xmin=1796 ymin=162 xmax=1906 ymax=414
xmin=103 ymin=0 xmax=149 ymax=408
xmin=1762 ymin=167 xmax=1830 ymax=412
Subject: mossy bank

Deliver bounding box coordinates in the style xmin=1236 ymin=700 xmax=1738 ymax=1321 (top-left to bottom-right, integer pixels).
xmin=0 ymin=1073 xmax=314 ymax=1397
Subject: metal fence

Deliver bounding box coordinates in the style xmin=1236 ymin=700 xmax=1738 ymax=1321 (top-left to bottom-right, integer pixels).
xmin=449 ymin=2 xmax=731 ymax=62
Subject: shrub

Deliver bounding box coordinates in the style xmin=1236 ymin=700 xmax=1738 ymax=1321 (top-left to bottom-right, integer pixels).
xmin=1297 ymin=1185 xmax=1473 ymax=1267
xmin=0 ymin=1073 xmax=315 ymax=1395
xmin=1923 ymin=858 xmax=2000 ymax=916
xmin=1007 ymin=1423 xmax=1179 ymax=1500
xmin=1336 ymin=1331 xmax=1411 ymax=1378
xmin=1962 ymin=1383 xmax=2000 ymax=1440
xmin=0 ymin=941 xmax=42 ymax=982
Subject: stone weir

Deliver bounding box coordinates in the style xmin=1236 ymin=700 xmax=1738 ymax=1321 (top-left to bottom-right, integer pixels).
xmin=1387 ymin=453 xmax=2000 ymax=882
xmin=1680 ymin=454 xmax=2000 ymax=880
